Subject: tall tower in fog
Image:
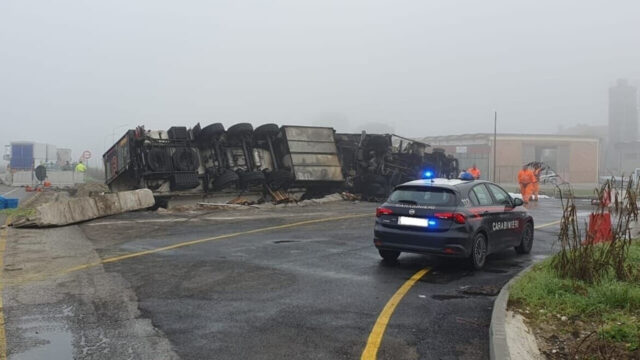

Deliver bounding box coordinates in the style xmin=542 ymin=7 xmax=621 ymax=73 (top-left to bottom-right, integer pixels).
xmin=608 ymin=79 xmax=638 ymax=144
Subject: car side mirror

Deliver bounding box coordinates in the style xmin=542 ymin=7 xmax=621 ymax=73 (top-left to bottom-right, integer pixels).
xmin=512 ymin=198 xmax=524 ymax=207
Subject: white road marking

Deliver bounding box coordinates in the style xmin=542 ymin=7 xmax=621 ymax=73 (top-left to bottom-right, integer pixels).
xmin=1 ymin=189 xmax=18 ymax=196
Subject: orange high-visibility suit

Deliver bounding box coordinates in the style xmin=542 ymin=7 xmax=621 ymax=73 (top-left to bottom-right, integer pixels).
xmin=467 ymin=167 xmax=481 ymax=179
xmin=532 ymin=168 xmax=541 ymax=201
xmin=517 ymin=168 xmax=535 ymax=203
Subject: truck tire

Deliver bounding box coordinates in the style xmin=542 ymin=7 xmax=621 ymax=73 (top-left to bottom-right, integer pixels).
xmin=198 ymin=123 xmax=225 ymax=141
xmin=212 ymin=169 xmax=239 ymax=190
xmin=368 ymin=174 xmax=387 ymax=186
xmin=147 ymin=149 xmax=172 ymax=172
xmin=367 ymin=135 xmax=389 ymax=153
xmin=267 ymin=169 xmax=293 ymax=190
xmin=172 ymin=148 xmax=200 ymax=172
xmin=239 ymin=170 xmax=266 ymax=188
xmin=254 ymin=123 xmax=279 ymax=139
xmin=227 ymin=123 xmax=254 ymax=139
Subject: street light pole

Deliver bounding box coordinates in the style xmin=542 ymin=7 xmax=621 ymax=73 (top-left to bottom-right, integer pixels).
xmin=493 ymin=111 xmax=497 ymax=182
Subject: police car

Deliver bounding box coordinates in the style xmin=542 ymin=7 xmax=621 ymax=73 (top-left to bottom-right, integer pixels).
xmin=373 ymin=177 xmax=534 ymax=269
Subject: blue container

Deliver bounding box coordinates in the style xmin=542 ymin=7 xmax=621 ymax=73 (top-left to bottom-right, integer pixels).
xmin=0 ymin=197 xmax=5 ymax=209
xmin=5 ymin=198 xmax=18 ymax=209
xmin=10 ymin=143 xmax=34 ymax=170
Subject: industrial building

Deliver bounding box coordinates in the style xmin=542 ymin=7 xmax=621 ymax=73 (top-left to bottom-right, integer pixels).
xmin=605 ymin=79 xmax=639 ymax=174
xmin=421 ymin=133 xmax=600 ymax=184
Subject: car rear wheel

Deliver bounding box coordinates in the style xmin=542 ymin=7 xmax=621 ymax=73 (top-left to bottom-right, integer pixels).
xmin=469 ymin=233 xmax=487 ymax=270
xmin=379 ymin=249 xmax=400 ymax=263
xmin=515 ymin=222 xmax=534 ymax=254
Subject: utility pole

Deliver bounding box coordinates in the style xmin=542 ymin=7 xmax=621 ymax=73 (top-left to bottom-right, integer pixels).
xmin=493 ymin=111 xmax=497 ymax=182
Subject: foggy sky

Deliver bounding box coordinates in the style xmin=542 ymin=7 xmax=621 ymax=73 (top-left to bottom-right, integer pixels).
xmin=1 ymin=0 xmax=639 ymax=166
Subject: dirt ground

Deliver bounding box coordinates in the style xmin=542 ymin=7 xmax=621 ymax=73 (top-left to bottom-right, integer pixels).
xmin=510 ymin=307 xmax=638 ymax=359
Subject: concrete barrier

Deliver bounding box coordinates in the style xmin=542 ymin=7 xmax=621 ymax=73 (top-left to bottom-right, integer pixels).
xmin=11 ymin=189 xmax=155 ymax=228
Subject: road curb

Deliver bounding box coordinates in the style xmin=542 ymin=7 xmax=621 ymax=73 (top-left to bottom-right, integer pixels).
xmin=489 ymin=262 xmax=537 ymax=360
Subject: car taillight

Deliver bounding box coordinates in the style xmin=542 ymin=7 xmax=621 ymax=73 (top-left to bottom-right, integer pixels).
xmin=376 ymin=207 xmax=393 ymax=217
xmin=434 ymin=212 xmax=466 ymax=224
xmin=453 ymin=213 xmax=466 ymax=224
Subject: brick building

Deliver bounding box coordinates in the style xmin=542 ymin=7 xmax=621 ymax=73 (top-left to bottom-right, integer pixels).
xmin=421 ymin=134 xmax=600 ymax=184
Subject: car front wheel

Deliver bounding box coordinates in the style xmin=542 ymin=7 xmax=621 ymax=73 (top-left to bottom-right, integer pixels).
xmin=515 ymin=222 xmax=534 ymax=254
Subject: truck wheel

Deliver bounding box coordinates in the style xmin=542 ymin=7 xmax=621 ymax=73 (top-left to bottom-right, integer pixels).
xmin=172 ymin=148 xmax=200 ymax=171
xmin=239 ymin=170 xmax=266 ymax=188
xmin=254 ymin=124 xmax=279 ymax=140
xmin=212 ymin=170 xmax=239 ymax=190
xmin=227 ymin=123 xmax=254 ymax=139
xmin=515 ymin=222 xmax=534 ymax=254
xmin=267 ymin=169 xmax=293 ymax=190
xmin=379 ymin=249 xmax=400 ymax=263
xmin=367 ymin=135 xmax=389 ymax=154
xmin=366 ymin=183 xmax=387 ymax=199
xmin=198 ymin=123 xmax=225 ymax=141
xmin=368 ymin=174 xmax=387 ymax=185
xmin=469 ymin=233 xmax=488 ymax=270
xmin=147 ymin=149 xmax=172 ymax=172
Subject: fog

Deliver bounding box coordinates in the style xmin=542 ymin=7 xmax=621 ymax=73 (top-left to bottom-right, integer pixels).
xmin=1 ymin=0 xmax=639 ymax=166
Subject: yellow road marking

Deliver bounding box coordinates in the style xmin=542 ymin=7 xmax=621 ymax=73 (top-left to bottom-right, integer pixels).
xmin=0 ymin=223 xmax=9 ymax=360
xmin=360 ymin=268 xmax=430 ymax=360
xmin=6 ymin=213 xmax=372 ymax=286
xmin=535 ymin=220 xmax=561 ymax=229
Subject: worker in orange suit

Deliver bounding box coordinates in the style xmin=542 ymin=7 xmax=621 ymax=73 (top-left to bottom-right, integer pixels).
xmin=467 ymin=164 xmax=481 ymax=179
xmin=531 ymin=164 xmax=542 ymax=201
xmin=517 ymin=165 xmax=534 ymax=204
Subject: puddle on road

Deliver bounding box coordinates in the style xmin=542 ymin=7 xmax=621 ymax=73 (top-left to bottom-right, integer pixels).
xmin=273 ymin=240 xmax=300 ymax=244
xmin=459 ymin=285 xmax=502 ymax=296
xmin=481 ymin=268 xmax=509 ymax=274
xmin=431 ymin=294 xmax=468 ymax=301
xmin=11 ymin=319 xmax=74 ymax=360
xmin=420 ymin=270 xmax=473 ymax=284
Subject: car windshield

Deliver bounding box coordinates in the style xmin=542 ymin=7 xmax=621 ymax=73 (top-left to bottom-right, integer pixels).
xmin=387 ymin=187 xmax=457 ymax=206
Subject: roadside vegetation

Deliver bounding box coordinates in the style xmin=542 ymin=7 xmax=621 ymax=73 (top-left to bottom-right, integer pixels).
xmin=509 ymin=180 xmax=640 ymax=359
xmin=0 ymin=207 xmax=36 ymax=218
xmin=510 ymin=242 xmax=640 ymax=357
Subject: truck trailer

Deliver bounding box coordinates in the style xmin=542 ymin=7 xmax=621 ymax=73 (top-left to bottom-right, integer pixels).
xmin=103 ymin=123 xmax=458 ymax=200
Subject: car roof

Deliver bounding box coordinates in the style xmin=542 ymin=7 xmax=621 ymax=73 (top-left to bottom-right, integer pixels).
xmin=396 ymin=178 xmax=491 ymax=191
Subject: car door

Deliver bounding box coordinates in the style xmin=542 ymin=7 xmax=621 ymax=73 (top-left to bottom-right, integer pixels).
xmin=485 ymin=183 xmax=521 ymax=246
xmin=469 ymin=184 xmax=502 ymax=245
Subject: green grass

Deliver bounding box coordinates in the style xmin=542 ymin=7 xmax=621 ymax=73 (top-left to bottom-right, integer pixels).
xmin=509 ymin=241 xmax=640 ymax=351
xmin=0 ymin=207 xmax=36 ymax=218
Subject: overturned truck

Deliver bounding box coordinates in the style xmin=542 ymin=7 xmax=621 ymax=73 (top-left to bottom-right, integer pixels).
xmin=104 ymin=123 xmax=458 ymax=200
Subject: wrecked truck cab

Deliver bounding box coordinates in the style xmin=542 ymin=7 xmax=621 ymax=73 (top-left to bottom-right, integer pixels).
xmin=103 ymin=126 xmax=202 ymax=194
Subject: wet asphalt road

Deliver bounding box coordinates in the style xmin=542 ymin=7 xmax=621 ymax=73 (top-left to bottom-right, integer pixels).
xmin=73 ymin=198 xmax=579 ymax=360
